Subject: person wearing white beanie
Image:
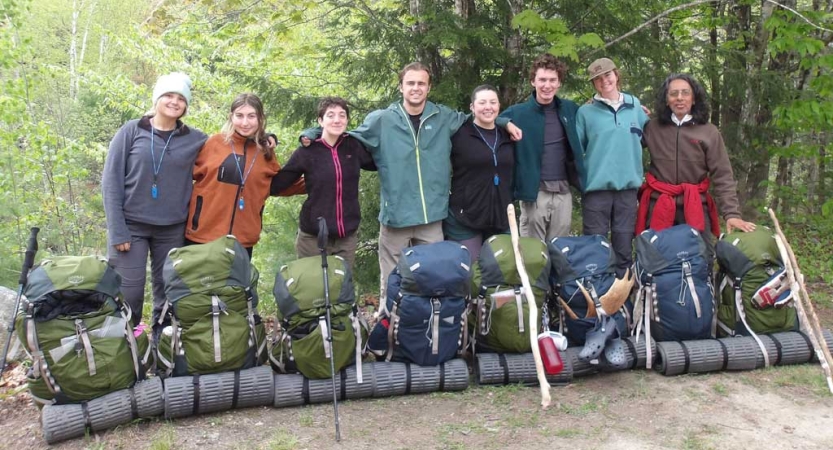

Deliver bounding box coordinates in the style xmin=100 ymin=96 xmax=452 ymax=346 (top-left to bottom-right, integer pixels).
xmin=102 ymin=72 xmax=208 ymax=330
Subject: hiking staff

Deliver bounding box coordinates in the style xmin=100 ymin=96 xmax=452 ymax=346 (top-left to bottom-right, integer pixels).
xmin=1 ymin=227 xmax=39 ymax=377
xmin=768 ymin=208 xmax=833 ymax=394
xmin=317 ymin=217 xmax=342 ymax=441
xmin=507 ymin=204 xmax=551 ymax=408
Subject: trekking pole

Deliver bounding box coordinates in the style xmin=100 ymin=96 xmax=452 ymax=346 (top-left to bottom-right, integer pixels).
xmin=317 ymin=217 xmax=341 ymax=441
xmin=1 ymin=227 xmax=40 ymax=378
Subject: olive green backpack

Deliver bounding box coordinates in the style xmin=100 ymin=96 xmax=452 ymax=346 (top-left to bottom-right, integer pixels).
xmin=271 ymin=255 xmax=366 ymax=379
xmin=470 ymin=234 xmax=551 ymax=353
xmin=716 ymin=227 xmax=797 ymax=338
xmin=17 ymin=256 xmax=150 ymax=405
xmin=157 ymin=236 xmax=266 ymax=376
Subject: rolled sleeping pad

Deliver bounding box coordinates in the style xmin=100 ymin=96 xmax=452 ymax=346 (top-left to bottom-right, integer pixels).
xmin=566 ymin=346 xmax=599 ymax=378
xmin=655 ymin=330 xmax=833 ymax=376
xmin=474 ymin=352 xmax=573 ymax=386
xmin=764 ymin=330 xmax=833 ymax=367
xmin=164 ymin=366 xmax=274 ymax=419
xmin=41 ymin=377 xmax=164 ymax=445
xmin=273 ymin=359 xmax=469 ymax=408
xmin=600 ymin=336 xmax=658 ymax=372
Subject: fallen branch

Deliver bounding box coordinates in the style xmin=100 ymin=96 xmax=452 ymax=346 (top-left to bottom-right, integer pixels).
xmin=507 ymin=204 xmax=551 ymax=408
xmin=768 ymin=208 xmax=833 ymax=394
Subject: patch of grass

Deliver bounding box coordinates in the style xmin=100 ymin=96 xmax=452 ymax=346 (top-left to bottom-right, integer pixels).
xmin=148 ymin=423 xmax=176 ymax=450
xmin=298 ymin=410 xmax=314 ymax=427
xmin=261 ymin=430 xmax=299 ymax=450
xmin=480 ymin=383 xmax=527 ymax=406
xmin=711 ymin=382 xmax=728 ymax=396
xmin=553 ymin=428 xmax=582 ymax=438
xmin=681 ymin=431 xmax=714 ymax=450
xmin=557 ymin=395 xmax=608 ymax=416
xmin=771 ymin=364 xmax=831 ymax=397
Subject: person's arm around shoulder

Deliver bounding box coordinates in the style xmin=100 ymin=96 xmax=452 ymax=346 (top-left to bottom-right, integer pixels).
xmin=347 ymin=109 xmax=386 ymax=153
xmin=102 ymin=123 xmax=135 ymax=252
xmin=352 ymin=138 xmax=377 ymax=171
xmin=271 ymin=146 xmax=306 ymax=196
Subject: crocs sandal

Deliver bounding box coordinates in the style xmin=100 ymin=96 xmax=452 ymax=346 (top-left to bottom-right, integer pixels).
xmin=578 ymin=315 xmax=619 ymax=362
xmin=602 ymin=337 xmax=628 ymax=370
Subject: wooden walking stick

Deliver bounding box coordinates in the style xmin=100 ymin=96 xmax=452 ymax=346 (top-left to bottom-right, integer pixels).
xmin=768 ymin=208 xmax=833 ymax=394
xmin=507 ymin=204 xmax=551 ymax=408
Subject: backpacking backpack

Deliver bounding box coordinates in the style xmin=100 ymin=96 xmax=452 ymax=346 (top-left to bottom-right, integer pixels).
xmin=271 ymin=254 xmax=366 ymax=379
xmin=715 ymin=227 xmax=797 ymax=338
xmin=634 ymin=224 xmax=715 ymax=342
xmin=17 ymin=256 xmax=150 ymax=405
xmin=367 ymin=241 xmax=471 ymax=366
xmin=470 ymin=234 xmax=550 ymax=354
xmin=157 ymin=236 xmax=265 ymax=376
xmin=548 ymin=235 xmax=630 ymax=346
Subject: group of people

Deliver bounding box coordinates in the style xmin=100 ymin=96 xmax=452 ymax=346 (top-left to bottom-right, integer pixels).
xmin=102 ymin=53 xmax=756 ymax=328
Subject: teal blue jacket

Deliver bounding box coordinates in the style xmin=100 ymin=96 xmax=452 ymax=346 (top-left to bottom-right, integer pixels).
xmin=324 ymin=101 xmax=509 ymax=228
xmin=575 ymin=93 xmax=649 ymax=192
xmin=500 ymin=93 xmax=582 ymax=202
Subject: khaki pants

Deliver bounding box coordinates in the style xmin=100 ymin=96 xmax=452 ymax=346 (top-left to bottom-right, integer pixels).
xmin=295 ymin=230 xmax=359 ymax=270
xmin=377 ymin=221 xmax=443 ymax=314
xmin=519 ymin=190 xmax=572 ymax=243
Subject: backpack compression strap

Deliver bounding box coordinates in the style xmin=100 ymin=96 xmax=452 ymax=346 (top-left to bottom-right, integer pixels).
xmin=681 ymin=262 xmax=703 ymax=319
xmin=385 ymin=296 xmax=401 ymax=362
xmin=24 ymin=309 xmax=61 ymax=401
xmin=211 ymin=295 xmax=228 ymax=363
xmin=732 ymin=277 xmax=771 ymax=367
xmin=351 ymin=309 xmax=363 ymax=384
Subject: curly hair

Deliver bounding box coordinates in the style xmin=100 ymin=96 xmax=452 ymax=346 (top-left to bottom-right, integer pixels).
xmin=529 ymin=53 xmax=568 ymax=83
xmin=655 ymin=73 xmax=710 ymax=125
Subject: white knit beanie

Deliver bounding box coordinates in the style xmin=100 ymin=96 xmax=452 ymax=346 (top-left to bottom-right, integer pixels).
xmin=152 ymin=72 xmax=193 ymax=105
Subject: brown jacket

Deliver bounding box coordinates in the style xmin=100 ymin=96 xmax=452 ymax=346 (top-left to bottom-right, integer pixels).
xmin=186 ymin=133 xmax=304 ymax=247
xmin=643 ymin=119 xmax=741 ymax=220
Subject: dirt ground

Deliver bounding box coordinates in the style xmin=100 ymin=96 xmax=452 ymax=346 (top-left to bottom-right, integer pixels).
xmin=2 ymin=285 xmax=831 ymax=450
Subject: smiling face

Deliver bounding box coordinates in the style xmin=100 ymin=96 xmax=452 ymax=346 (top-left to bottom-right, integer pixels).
xmin=531 ymin=68 xmax=560 ymax=105
xmin=318 ymin=105 xmax=348 ymax=140
xmin=231 ymin=104 xmax=259 ymax=137
xmin=154 ymin=92 xmax=187 ymax=120
xmin=399 ymin=69 xmax=431 ymax=111
xmin=666 ymin=78 xmax=694 ymax=119
xmin=470 ymin=89 xmax=500 ymax=128
xmin=592 ymin=70 xmax=619 ymax=98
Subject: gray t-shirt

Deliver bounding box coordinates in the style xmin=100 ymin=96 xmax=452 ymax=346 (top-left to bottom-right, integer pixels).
xmin=539 ymin=103 xmax=569 ymax=193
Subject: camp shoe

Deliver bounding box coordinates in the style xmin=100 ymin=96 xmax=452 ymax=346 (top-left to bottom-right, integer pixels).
xmin=578 ymin=315 xmax=619 ymax=362
xmin=602 ymin=337 xmax=628 ymax=370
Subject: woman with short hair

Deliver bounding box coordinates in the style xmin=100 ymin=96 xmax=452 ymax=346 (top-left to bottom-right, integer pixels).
xmin=271 ymin=97 xmax=376 ymax=268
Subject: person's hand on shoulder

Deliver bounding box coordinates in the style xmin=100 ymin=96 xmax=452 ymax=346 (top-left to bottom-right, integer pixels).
xmin=727 ymin=217 xmax=756 ymax=233
xmin=507 ymin=122 xmax=523 ymax=142
xmin=114 ymin=242 xmax=131 ymax=252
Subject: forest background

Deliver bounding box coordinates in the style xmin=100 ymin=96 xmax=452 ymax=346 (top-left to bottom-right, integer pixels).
xmin=0 ymin=0 xmax=831 ymax=315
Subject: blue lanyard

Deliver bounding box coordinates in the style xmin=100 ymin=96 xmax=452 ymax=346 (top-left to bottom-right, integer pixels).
xmin=231 ymin=141 xmax=257 ymax=210
xmin=474 ymin=124 xmax=500 ymax=186
xmin=150 ymin=126 xmax=175 ymax=199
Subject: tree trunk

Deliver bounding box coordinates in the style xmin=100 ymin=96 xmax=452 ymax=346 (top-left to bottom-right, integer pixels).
xmin=500 ymin=0 xmax=524 ymax=104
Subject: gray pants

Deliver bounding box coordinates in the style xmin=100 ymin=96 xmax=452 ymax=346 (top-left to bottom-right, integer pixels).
xmin=108 ymin=221 xmax=185 ymax=325
xmin=377 ymin=221 xmax=443 ymax=314
xmin=582 ymin=189 xmax=637 ymax=272
xmin=519 ymin=190 xmax=572 ymax=243
xmin=295 ymin=230 xmax=358 ymax=270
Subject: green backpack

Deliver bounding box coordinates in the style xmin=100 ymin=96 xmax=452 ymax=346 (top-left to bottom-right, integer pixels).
xmin=271 ymin=255 xmax=366 ymax=379
xmin=470 ymin=234 xmax=551 ymax=353
xmin=716 ymin=227 xmax=797 ymax=338
xmin=17 ymin=256 xmax=150 ymax=405
xmin=157 ymin=236 xmax=266 ymax=376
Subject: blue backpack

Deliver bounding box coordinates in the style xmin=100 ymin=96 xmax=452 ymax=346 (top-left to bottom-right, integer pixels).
xmin=548 ymin=235 xmax=630 ymax=346
xmin=368 ymin=241 xmax=471 ymax=366
xmin=634 ymin=224 xmax=715 ymax=342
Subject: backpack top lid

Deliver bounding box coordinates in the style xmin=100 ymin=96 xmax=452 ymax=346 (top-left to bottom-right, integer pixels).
xmin=397 ymin=241 xmax=471 ymax=297
xmin=635 ymin=224 xmax=708 ymax=274
xmin=548 ymin=234 xmax=616 ymax=284
xmin=475 ymin=234 xmax=550 ymax=292
xmin=163 ymin=235 xmax=252 ymax=304
xmin=716 ymin=226 xmax=782 ymax=280
xmin=24 ymin=255 xmax=121 ymax=304
xmin=273 ymin=254 xmax=355 ymax=322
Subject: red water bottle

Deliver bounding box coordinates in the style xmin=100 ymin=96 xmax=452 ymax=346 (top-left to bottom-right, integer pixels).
xmin=537 ymin=333 xmax=564 ymax=375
